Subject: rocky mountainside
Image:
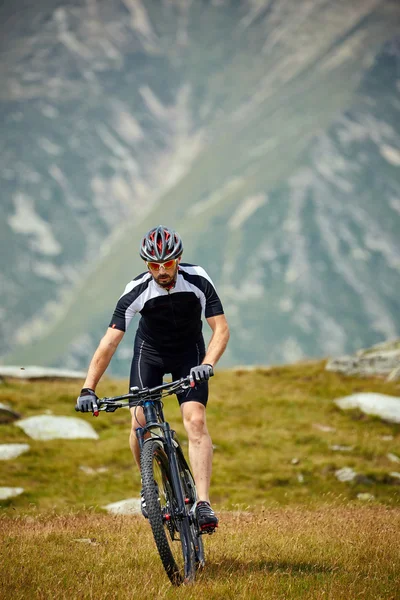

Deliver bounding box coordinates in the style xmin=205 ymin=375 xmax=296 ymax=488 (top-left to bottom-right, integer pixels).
xmin=1 ymin=0 xmax=400 ymax=375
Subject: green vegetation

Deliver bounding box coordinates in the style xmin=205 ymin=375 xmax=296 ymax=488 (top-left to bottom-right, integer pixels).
xmin=1 ymin=363 xmax=399 ymax=597
xmin=1 ymin=361 xmax=400 ymax=511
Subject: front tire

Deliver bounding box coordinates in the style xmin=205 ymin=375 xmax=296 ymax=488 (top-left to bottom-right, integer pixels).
xmin=176 ymin=446 xmax=205 ymax=568
xmin=141 ymin=439 xmax=195 ymax=585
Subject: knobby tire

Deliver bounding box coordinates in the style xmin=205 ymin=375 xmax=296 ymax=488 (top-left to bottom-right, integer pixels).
xmin=176 ymin=447 xmax=205 ymax=568
xmin=141 ymin=439 xmax=196 ymax=585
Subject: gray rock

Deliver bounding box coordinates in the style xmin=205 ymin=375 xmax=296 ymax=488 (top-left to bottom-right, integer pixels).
xmin=313 ymin=423 xmax=336 ymax=433
xmin=15 ymin=415 xmax=99 ymax=440
xmin=0 ymin=487 xmax=24 ymax=500
xmin=357 ymin=493 xmax=375 ymax=501
xmin=0 ymin=443 xmax=30 ymax=460
xmin=387 ymin=453 xmax=400 ymax=464
xmin=103 ymin=498 xmax=141 ymax=515
xmin=326 ymin=339 xmax=400 ymax=379
xmin=0 ymin=403 xmax=21 ymax=424
xmin=0 ymin=366 xmax=86 ymax=380
xmin=79 ymin=465 xmax=109 ymax=475
xmin=330 ymin=445 xmax=354 ymax=452
xmin=335 ymin=467 xmax=357 ymax=482
xmin=335 ymin=393 xmax=400 ymax=424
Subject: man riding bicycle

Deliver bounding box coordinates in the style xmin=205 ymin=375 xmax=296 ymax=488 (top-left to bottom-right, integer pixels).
xmin=75 ymin=225 xmax=230 ymax=531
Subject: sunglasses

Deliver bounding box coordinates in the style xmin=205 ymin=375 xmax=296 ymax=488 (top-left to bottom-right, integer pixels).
xmin=147 ymin=259 xmax=177 ymax=271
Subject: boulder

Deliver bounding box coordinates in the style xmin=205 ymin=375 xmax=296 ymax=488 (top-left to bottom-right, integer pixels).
xmin=0 ymin=443 xmax=30 ymax=460
xmin=334 ymin=393 xmax=400 ymax=424
xmin=103 ymin=498 xmax=141 ymax=515
xmin=15 ymin=415 xmax=99 ymax=440
xmin=326 ymin=339 xmax=400 ymax=380
xmin=0 ymin=403 xmax=21 ymax=423
xmin=0 ymin=366 xmax=86 ymax=380
xmin=0 ymin=487 xmax=24 ymax=500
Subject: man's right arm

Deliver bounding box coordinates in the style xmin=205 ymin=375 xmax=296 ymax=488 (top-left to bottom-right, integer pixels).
xmin=82 ymin=327 xmax=125 ymax=392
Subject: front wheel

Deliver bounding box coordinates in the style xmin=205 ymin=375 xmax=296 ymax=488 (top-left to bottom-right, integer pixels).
xmin=176 ymin=446 xmax=205 ymax=568
xmin=140 ymin=439 xmax=196 ymax=585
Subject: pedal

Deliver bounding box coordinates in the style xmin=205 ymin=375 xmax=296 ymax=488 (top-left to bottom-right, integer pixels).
xmin=199 ymin=523 xmax=218 ymax=535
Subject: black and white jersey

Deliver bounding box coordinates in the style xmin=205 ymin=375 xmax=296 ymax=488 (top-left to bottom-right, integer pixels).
xmin=109 ymin=263 xmax=224 ymax=353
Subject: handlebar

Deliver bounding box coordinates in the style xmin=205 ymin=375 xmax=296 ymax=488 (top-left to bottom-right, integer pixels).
xmin=76 ymin=370 xmax=214 ymax=417
xmin=94 ymin=374 xmax=199 ymax=416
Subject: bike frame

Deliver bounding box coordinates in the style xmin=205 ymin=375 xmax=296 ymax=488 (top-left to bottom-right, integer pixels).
xmin=135 ymin=400 xmax=188 ymax=526
xmin=96 ymin=376 xmax=196 ymax=526
xmin=92 ymin=375 xmax=207 ymax=584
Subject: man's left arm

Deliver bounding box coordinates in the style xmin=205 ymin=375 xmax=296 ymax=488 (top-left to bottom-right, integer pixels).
xmin=203 ymin=314 xmax=230 ymax=368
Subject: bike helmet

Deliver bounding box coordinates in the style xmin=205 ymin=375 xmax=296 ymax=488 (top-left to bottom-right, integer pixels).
xmin=139 ymin=225 xmax=183 ymax=262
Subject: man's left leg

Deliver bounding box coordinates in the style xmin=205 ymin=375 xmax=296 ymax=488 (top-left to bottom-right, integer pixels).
xmin=181 ymin=400 xmax=218 ymax=531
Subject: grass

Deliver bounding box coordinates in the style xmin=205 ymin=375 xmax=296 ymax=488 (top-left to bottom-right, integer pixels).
xmin=1 ymin=507 xmax=399 ymax=599
xmin=1 ymin=361 xmax=400 ymax=596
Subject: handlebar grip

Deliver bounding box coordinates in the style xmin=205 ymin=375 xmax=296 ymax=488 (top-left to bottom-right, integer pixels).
xmin=92 ymin=400 xmax=99 ymax=417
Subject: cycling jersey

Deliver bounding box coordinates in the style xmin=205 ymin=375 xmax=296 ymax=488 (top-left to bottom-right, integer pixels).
xmin=109 ymin=263 xmax=224 ymax=355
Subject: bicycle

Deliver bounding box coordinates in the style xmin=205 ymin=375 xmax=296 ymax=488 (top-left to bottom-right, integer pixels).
xmin=91 ymin=375 xmax=214 ymax=585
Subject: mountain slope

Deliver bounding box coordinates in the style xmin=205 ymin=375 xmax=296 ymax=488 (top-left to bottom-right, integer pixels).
xmin=1 ymin=1 xmax=400 ymax=374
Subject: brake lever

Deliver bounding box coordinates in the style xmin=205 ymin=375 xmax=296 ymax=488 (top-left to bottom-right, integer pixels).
xmin=92 ymin=399 xmax=99 ymax=417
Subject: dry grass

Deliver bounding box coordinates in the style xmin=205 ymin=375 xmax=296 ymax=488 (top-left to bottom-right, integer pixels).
xmin=1 ymin=362 xmax=400 ymax=596
xmin=1 ymin=506 xmax=399 ymax=599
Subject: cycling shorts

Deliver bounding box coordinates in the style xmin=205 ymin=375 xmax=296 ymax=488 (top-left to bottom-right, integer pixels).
xmin=129 ymin=333 xmax=208 ymax=407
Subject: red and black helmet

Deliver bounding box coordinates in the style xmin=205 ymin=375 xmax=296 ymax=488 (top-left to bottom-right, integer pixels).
xmin=139 ymin=226 xmax=183 ymax=262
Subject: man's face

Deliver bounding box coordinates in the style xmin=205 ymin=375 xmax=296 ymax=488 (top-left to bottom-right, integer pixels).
xmin=147 ymin=257 xmax=181 ymax=288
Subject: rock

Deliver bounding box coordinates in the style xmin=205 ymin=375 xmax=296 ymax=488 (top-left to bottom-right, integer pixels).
xmin=0 ymin=366 xmax=87 ymax=380
xmin=313 ymin=423 xmax=336 ymax=432
xmin=330 ymin=445 xmax=354 ymax=452
xmin=0 ymin=487 xmax=24 ymax=500
xmin=0 ymin=403 xmax=21 ymax=424
xmin=334 ymin=393 xmax=400 ymax=424
xmin=79 ymin=465 xmax=109 ymax=475
xmin=291 ymin=457 xmax=300 ymax=465
xmin=354 ymin=474 xmax=374 ymax=485
xmin=387 ymin=453 xmax=400 ymax=464
xmin=326 ymin=339 xmax=400 ymax=379
xmin=357 ymin=493 xmax=375 ymax=501
xmin=103 ymin=498 xmax=141 ymax=515
xmin=335 ymin=467 xmax=357 ymax=482
xmin=15 ymin=415 xmax=99 ymax=440
xmin=0 ymin=443 xmax=30 ymax=460
xmin=390 ymin=471 xmax=400 ymax=479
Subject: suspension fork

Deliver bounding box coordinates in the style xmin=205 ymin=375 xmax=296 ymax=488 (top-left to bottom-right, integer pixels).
xmin=163 ymin=423 xmax=187 ymax=517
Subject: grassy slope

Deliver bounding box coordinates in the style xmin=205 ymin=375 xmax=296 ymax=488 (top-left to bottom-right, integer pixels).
xmin=1 ymin=362 xmax=400 ymax=599
xmin=1 ymin=508 xmax=399 ymax=600
xmin=1 ymin=361 xmax=399 ymax=512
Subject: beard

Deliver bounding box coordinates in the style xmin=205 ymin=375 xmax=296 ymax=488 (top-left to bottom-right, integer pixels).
xmin=154 ymin=266 xmax=178 ymax=288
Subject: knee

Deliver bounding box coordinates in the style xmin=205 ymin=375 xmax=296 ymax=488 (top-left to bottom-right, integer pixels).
xmin=183 ymin=414 xmax=207 ymax=441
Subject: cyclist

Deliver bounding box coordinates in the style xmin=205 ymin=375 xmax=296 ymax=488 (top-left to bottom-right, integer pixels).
xmin=75 ymin=225 xmax=230 ymax=532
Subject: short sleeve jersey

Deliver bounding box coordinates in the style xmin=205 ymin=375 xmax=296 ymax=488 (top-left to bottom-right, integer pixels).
xmin=109 ymin=263 xmax=224 ymax=353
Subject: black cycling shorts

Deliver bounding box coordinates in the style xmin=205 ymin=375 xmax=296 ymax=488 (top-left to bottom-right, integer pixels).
xmin=129 ymin=333 xmax=208 ymax=407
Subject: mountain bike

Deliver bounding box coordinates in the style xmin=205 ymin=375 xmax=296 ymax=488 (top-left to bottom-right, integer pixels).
xmin=93 ymin=376 xmax=211 ymax=585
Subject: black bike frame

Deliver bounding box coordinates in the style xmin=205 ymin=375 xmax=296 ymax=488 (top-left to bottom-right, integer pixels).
xmin=97 ymin=377 xmax=195 ymax=526
xmin=134 ymin=399 xmax=188 ymax=524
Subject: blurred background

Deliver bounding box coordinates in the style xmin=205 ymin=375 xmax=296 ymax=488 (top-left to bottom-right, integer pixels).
xmin=1 ymin=0 xmax=399 ymax=377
